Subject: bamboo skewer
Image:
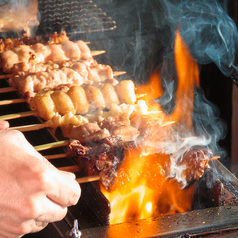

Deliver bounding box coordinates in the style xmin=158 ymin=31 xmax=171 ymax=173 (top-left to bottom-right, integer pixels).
xmin=45 ymin=153 xmax=67 ymax=160
xmin=91 ymin=50 xmax=106 ymax=56
xmin=76 ymin=175 xmax=100 ymax=184
xmin=0 ymin=111 xmax=38 ymax=120
xmin=58 ymin=165 xmax=79 ymax=173
xmin=0 ymin=98 xmax=26 ymax=106
xmin=34 ymin=140 xmax=69 ymax=151
xmin=0 ymin=74 xmax=13 ymax=79
xmin=0 ymin=87 xmax=17 ymax=93
xmin=9 ymin=123 xmax=49 ymax=132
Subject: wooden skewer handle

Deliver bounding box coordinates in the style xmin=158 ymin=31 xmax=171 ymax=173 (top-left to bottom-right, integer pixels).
xmin=91 ymin=50 xmax=105 ymax=56
xmin=0 ymin=98 xmax=25 ymax=106
xmin=34 ymin=140 xmax=69 ymax=151
xmin=0 ymin=87 xmax=17 ymax=93
xmin=76 ymin=175 xmax=100 ymax=184
xmin=0 ymin=74 xmax=13 ymax=79
xmin=9 ymin=123 xmax=49 ymax=132
xmin=0 ymin=111 xmax=38 ymax=120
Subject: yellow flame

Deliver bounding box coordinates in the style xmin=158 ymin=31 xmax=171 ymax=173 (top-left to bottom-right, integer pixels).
xmin=101 ymin=29 xmax=199 ymax=224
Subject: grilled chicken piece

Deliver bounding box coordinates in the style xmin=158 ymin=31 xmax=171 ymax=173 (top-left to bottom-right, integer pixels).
xmin=9 ymin=63 xmax=118 ymax=98
xmin=0 ymin=40 xmax=92 ymax=73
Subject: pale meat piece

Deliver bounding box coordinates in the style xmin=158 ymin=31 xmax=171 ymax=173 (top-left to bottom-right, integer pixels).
xmin=51 ymin=90 xmax=76 ymax=116
xmin=99 ymin=83 xmax=120 ymax=109
xmin=0 ymin=40 xmax=92 ymax=73
xmin=12 ymin=58 xmax=96 ymax=76
xmin=115 ymin=80 xmax=137 ymax=104
xmin=9 ymin=68 xmax=85 ymax=98
xmin=0 ymin=0 xmax=39 ymax=37
xmin=67 ymin=86 xmax=89 ymax=115
xmin=9 ymin=63 xmax=118 ymax=98
xmin=30 ymin=89 xmax=57 ymax=120
xmin=84 ymin=85 xmax=106 ymax=112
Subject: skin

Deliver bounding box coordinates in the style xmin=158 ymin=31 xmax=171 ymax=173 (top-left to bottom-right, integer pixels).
xmin=0 ymin=120 xmax=81 ymax=238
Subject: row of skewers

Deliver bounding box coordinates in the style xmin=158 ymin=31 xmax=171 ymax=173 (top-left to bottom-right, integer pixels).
xmin=0 ymin=31 xmax=219 ymax=191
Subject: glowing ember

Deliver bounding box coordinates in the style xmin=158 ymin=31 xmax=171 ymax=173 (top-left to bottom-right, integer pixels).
xmin=100 ymin=30 xmax=204 ymax=224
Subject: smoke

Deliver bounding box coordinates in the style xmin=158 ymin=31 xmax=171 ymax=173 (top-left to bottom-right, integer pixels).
xmin=158 ymin=0 xmax=238 ymax=76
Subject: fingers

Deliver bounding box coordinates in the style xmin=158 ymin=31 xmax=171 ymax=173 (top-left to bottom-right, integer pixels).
xmin=0 ymin=120 xmax=9 ymax=130
xmin=35 ymin=197 xmax=68 ymax=223
xmin=44 ymin=169 xmax=81 ymax=207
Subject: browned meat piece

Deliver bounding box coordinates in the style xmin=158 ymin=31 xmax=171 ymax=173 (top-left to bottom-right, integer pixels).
xmin=67 ymin=138 xmax=213 ymax=191
xmin=66 ymin=137 xmax=135 ymax=190
xmin=176 ymin=146 xmax=213 ymax=187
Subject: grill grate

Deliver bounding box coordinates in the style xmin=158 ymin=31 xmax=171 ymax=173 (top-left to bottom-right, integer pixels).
xmin=37 ymin=0 xmax=116 ymax=35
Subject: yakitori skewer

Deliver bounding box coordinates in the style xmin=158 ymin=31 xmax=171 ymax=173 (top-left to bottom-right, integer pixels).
xmin=0 ymin=79 xmax=138 ymax=123
xmin=0 ymin=71 xmax=126 ymax=97
xmin=0 ymin=87 xmax=17 ymax=93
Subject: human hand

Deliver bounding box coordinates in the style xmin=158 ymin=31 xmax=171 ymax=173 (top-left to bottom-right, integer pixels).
xmin=0 ymin=120 xmax=9 ymax=130
xmin=0 ymin=129 xmax=81 ymax=238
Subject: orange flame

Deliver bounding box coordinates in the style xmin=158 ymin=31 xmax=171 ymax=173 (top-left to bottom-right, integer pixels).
xmin=101 ymin=30 xmax=200 ymax=224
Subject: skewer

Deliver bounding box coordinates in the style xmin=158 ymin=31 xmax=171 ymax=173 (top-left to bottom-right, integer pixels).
xmin=0 ymin=71 xmax=127 ymax=96
xmin=0 ymin=98 xmax=26 ymax=106
xmin=91 ymin=50 xmax=106 ymax=56
xmin=76 ymin=175 xmax=100 ymax=184
xmin=34 ymin=140 xmax=69 ymax=151
xmin=210 ymin=155 xmax=220 ymax=161
xmin=0 ymin=87 xmax=17 ymax=93
xmin=0 ymin=111 xmax=38 ymax=120
xmin=45 ymin=153 xmax=67 ymax=160
xmin=0 ymin=74 xmax=13 ymax=79
xmin=113 ymin=71 xmax=126 ymax=77
xmin=58 ymin=165 xmax=79 ymax=173
xmin=0 ymin=70 xmax=126 ymax=82
xmin=9 ymin=123 xmax=49 ymax=132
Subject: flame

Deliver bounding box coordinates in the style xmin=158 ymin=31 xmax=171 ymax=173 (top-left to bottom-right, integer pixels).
xmin=101 ymin=30 xmax=200 ymax=224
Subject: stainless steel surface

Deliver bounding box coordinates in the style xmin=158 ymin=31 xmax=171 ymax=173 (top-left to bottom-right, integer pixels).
xmin=79 ymin=204 xmax=238 ymax=238
xmin=37 ymin=0 xmax=116 ymax=35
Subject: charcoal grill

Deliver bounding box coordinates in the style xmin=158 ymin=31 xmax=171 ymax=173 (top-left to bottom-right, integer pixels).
xmin=0 ymin=0 xmax=238 ymax=237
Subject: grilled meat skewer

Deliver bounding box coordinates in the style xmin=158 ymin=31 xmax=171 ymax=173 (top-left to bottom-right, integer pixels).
xmin=9 ymin=62 xmax=118 ymax=98
xmin=0 ymin=39 xmax=92 ymax=73
xmin=66 ymin=137 xmax=213 ymax=191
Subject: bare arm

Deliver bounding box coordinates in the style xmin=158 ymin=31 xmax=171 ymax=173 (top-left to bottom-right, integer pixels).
xmin=0 ymin=124 xmax=81 ymax=238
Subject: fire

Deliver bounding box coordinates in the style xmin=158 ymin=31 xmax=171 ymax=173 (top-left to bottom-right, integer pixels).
xmin=100 ymin=30 xmax=200 ymax=224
